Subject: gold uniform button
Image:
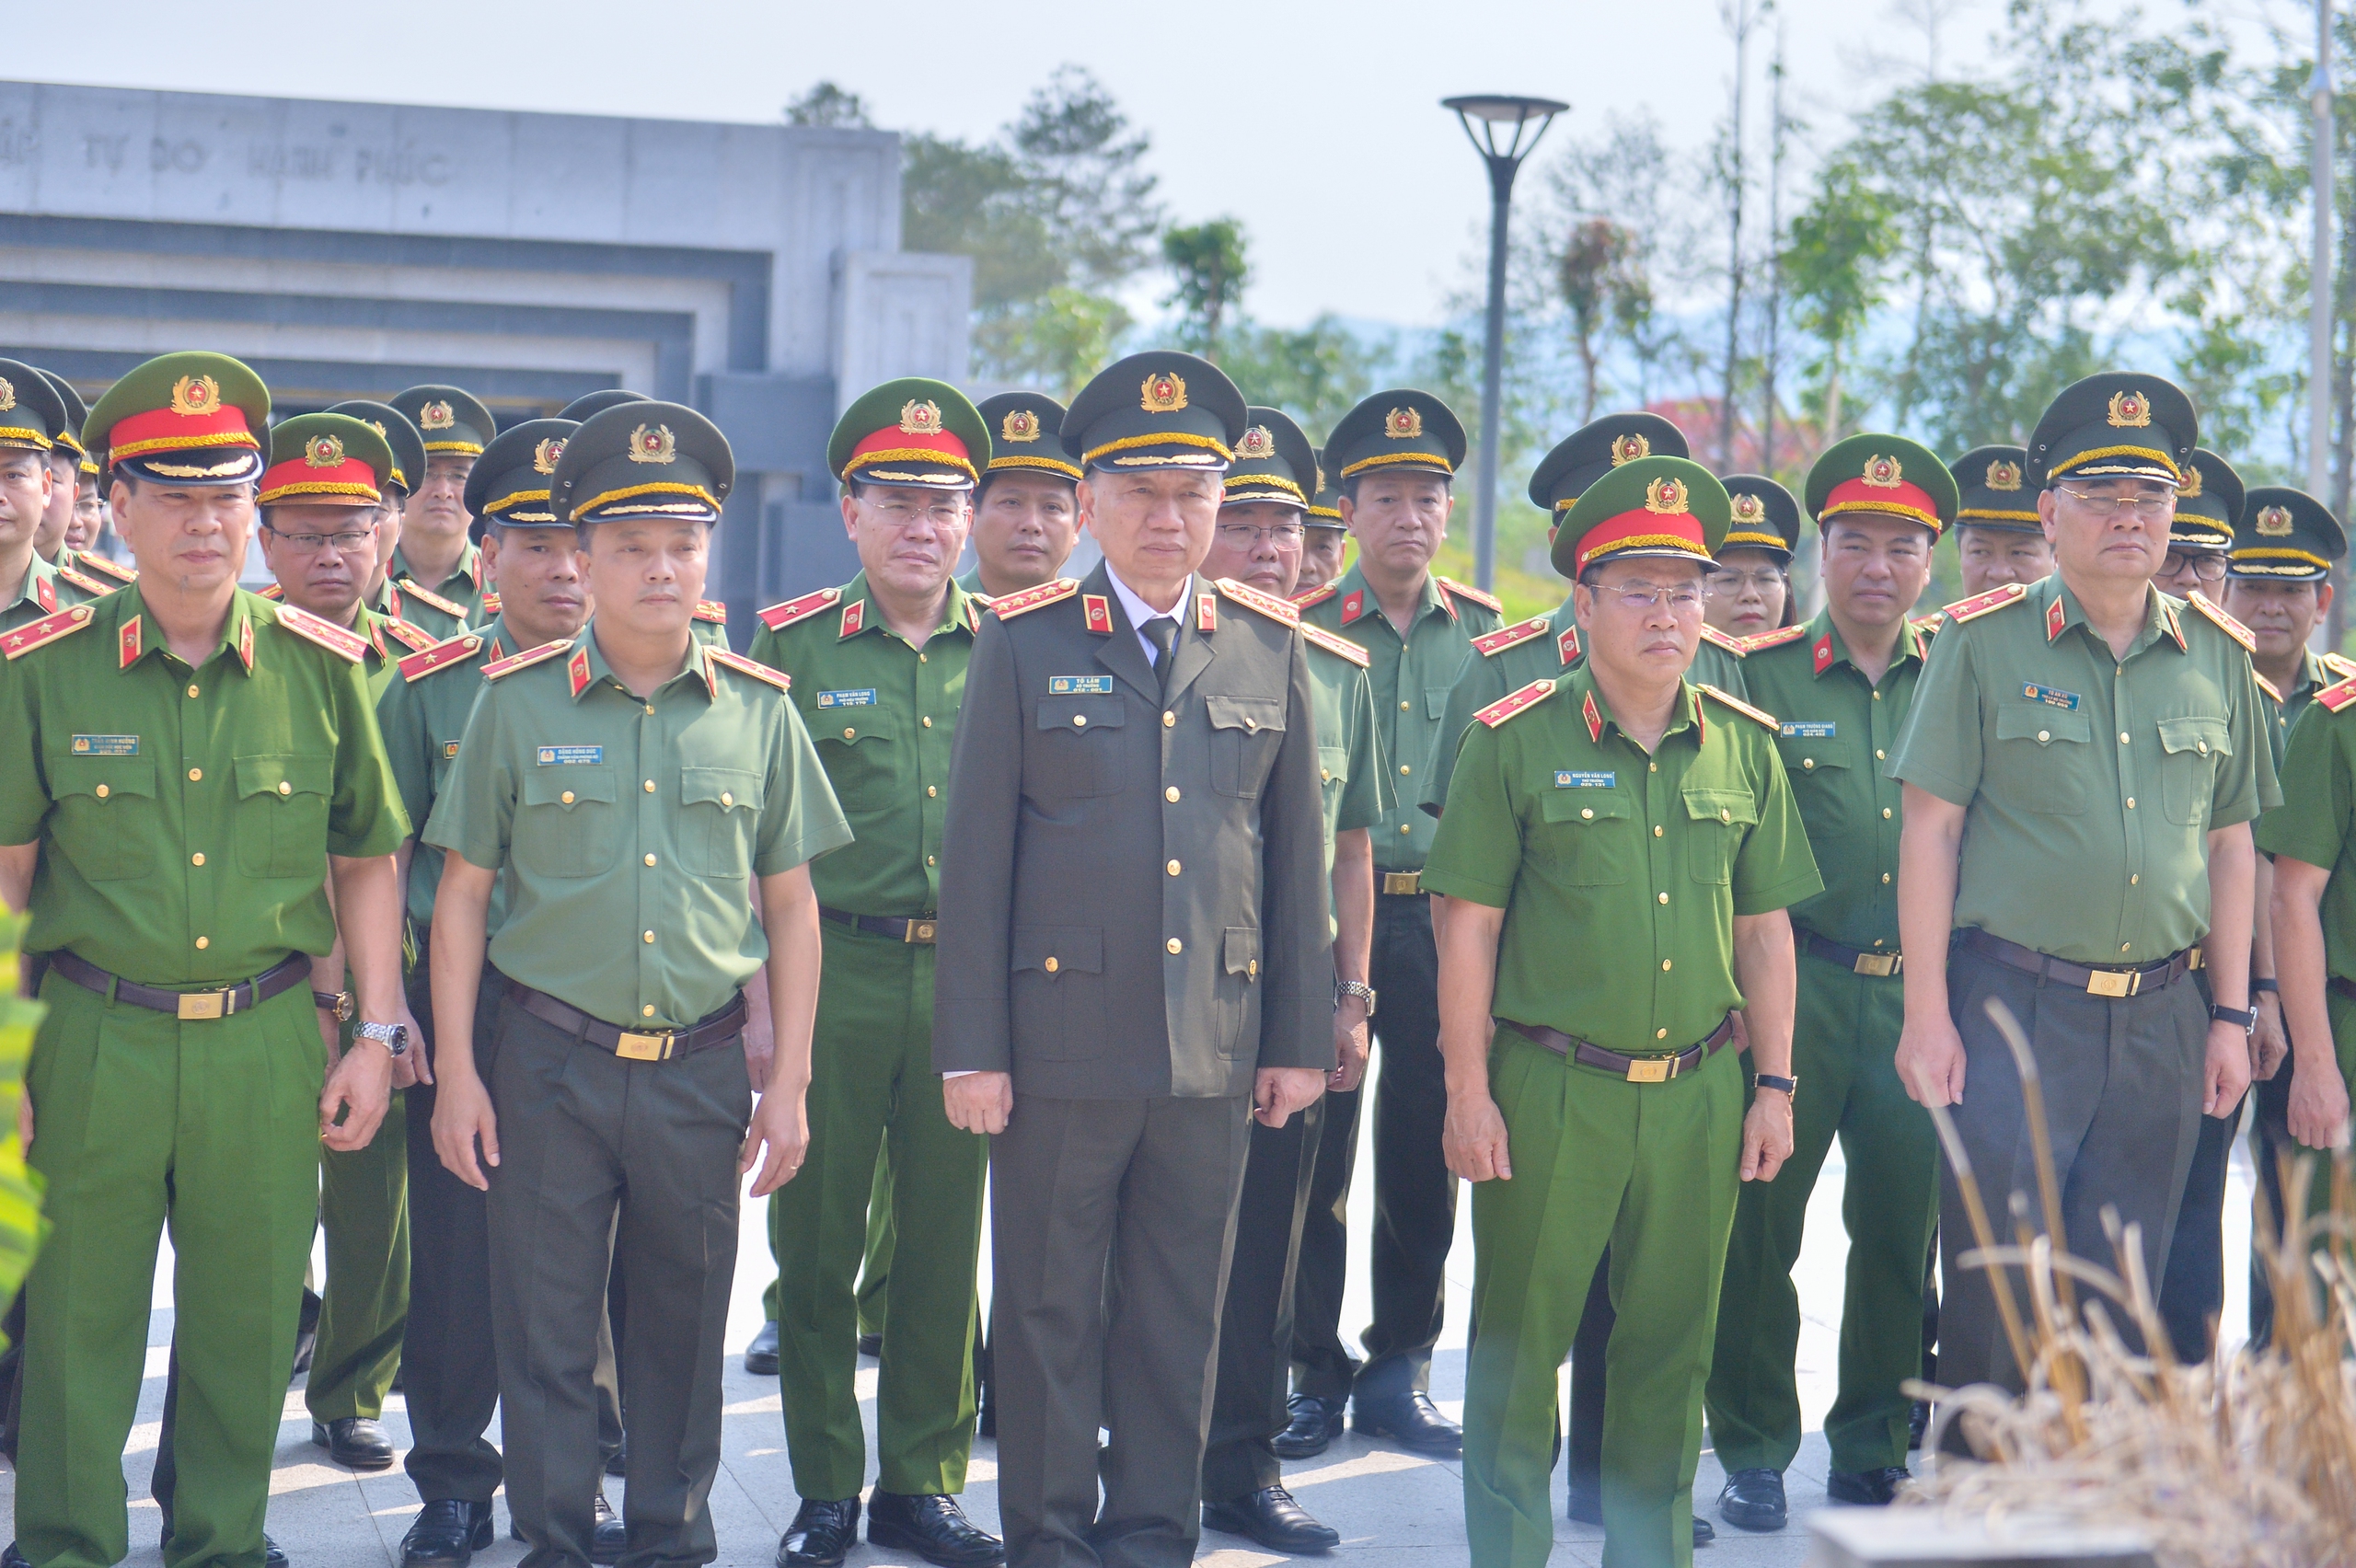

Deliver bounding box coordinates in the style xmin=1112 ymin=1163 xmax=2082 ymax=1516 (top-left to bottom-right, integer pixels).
xmin=1649 ymin=762 xmax=1658 ymax=773
xmin=186 ymin=684 xmax=200 ymax=698
xmin=2121 ymin=943 xmax=2131 ymax=953
xmin=278 ymin=781 xmax=292 ymax=795
xmin=1581 ymin=808 xmax=1594 ymax=820
xmin=918 ymin=652 xmax=929 ymax=663
xmin=1321 ymin=768 xmax=1332 ymax=782
xmin=195 ymin=937 xmax=209 ymax=950
xmin=644 ymin=853 xmax=658 ymax=867
xmin=95 ymin=783 xmax=109 ymax=799
xmin=1875 ymin=749 xmax=1886 ymax=761
xmin=927 ymin=785 xmax=938 ymax=798
xmin=2127 ymin=797 xmax=2136 ymax=810
xmin=1721 ymin=808 xmax=1732 ymax=822
xmin=2038 ymin=730 xmax=2050 ymax=744
xmin=1163 ymin=711 xmax=1177 ymax=728
xmin=1657 ymin=892 xmax=1669 ymax=905
xmin=1167 ymin=938 xmax=1184 ymax=954
xmin=643 ymin=704 xmax=654 ymax=715
xmin=191 ymin=853 xmax=204 ymax=867
xmin=643 ymin=1005 xmax=657 ymax=1018
xmin=927 ymin=854 xmax=936 ymax=866
xmin=1400 ymin=764 xmax=1411 ymax=775
xmin=1166 ymin=787 xmax=1182 ymax=802
xmin=1400 ymin=699 xmax=1411 ymax=710
xmin=1044 ymin=956 xmax=1059 ymax=974
xmin=1653 ymin=825 xmax=1663 ymax=837
xmin=1881 ymin=807 xmax=1892 ymax=819
xmin=2119 ymin=732 xmax=2131 ymax=744
xmin=2131 ymin=874 xmax=2140 ymax=885
xmin=1803 ymin=757 xmax=1815 ymax=769
xmin=561 ymin=790 xmax=575 ymax=805
xmin=1881 ymin=871 xmax=1892 ymax=884
xmin=1657 ymin=1028 xmax=1669 ymax=1039
xmin=922 ymin=716 xmax=933 ymax=728
xmin=2198 ymin=741 xmax=2209 ymax=755
xmin=643 ymin=930 xmax=655 ymax=943
xmin=1661 ymin=959 xmax=1672 ymax=971
xmin=1167 ymin=860 xmax=1182 ymax=875
xmin=1073 ymin=715 xmax=1087 ymax=727
xmin=188 ymin=767 xmax=202 ymax=781
xmin=645 ymin=779 xmax=656 ymax=792
xmin=1400 ymin=824 xmax=1412 ymax=834
xmin=1873 ymin=691 xmax=1882 ymax=701
xmin=721 ymin=791 xmax=733 ymax=807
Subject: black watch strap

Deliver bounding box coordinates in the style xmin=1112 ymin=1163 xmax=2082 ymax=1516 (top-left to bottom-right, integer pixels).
xmin=2251 ymin=977 xmax=2281 ymax=995
xmin=1750 ymin=1073 xmax=1798 ymax=1097
xmin=2209 ymin=1003 xmax=2257 ymax=1032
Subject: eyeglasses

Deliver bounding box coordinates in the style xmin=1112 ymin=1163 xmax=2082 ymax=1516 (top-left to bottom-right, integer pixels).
xmin=2162 ymin=550 xmax=2229 ymax=582
xmin=1703 ymin=567 xmax=1787 ymax=596
xmin=1605 ymin=582 xmax=1704 ymax=612
xmin=2056 ymin=485 xmax=2177 ymax=521
xmin=1215 ymin=522 xmax=1306 ymax=548
xmin=867 ymin=498 xmax=968 ymax=528
xmin=264 ymin=525 xmax=375 ymax=556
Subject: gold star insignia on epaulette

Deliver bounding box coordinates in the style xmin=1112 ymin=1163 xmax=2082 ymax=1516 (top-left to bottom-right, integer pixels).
xmin=1215 ymin=577 xmax=1299 ymax=625
xmin=1475 ymin=678 xmax=1556 ymax=729
xmin=1699 ymin=624 xmax=1749 ymax=656
xmin=1437 ymin=576 xmax=1503 ymax=615
xmin=1740 ymin=624 xmax=1809 ymax=653
xmin=2181 ymin=592 xmax=2255 ymax=651
xmin=274 ymin=602 xmax=369 ymax=663
xmin=1942 ymin=582 xmax=2027 ymax=623
xmin=756 ymin=586 xmax=839 ymax=632
xmin=0 ymin=603 xmax=93 ymax=660
xmin=399 ymin=634 xmax=485 ymax=682
xmin=989 ymin=578 xmax=1080 ymax=619
xmin=1474 ymin=617 xmax=1550 ymax=657
xmin=481 ymin=640 xmax=572 ymax=682
xmin=2318 ymin=674 xmax=2356 ymax=713
xmin=397 ymin=578 xmax=468 ymax=618
xmin=707 ymin=646 xmax=791 ymax=695
xmin=1300 ymin=623 xmax=1370 ymax=667
xmin=1699 ymin=684 xmax=1779 ymax=729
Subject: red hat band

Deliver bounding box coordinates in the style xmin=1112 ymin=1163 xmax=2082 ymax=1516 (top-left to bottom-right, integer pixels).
xmin=259 ymin=451 xmax=381 ymax=505
xmin=1574 ymin=508 xmax=1711 ymax=576
xmin=843 ymin=423 xmax=975 ymax=484
xmin=105 ymin=401 xmax=259 ymax=463
xmin=1819 ymin=475 xmax=1942 ymax=531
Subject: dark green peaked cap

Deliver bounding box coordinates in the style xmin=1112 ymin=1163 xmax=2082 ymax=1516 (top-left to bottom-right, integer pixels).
xmin=0 ymin=358 xmax=68 ymax=454
xmin=1065 ymin=351 xmax=1245 ymax=474
xmin=260 ymin=413 xmax=395 ymax=507
xmin=560 ymin=389 xmax=649 ymax=422
xmin=390 ymin=384 xmax=497 ymax=458
xmin=1719 ymin=475 xmax=1800 ymax=560
xmin=975 ymin=390 xmax=1079 ymax=486
xmin=326 ymin=400 xmax=426 ymax=497
xmin=1550 ymin=455 xmax=1729 ymax=578
xmin=2231 ymin=487 xmax=2347 ymax=582
xmin=552 ymin=400 xmax=733 ymax=525
xmin=1224 ymin=406 xmax=1317 ymax=510
xmin=2027 ymin=372 xmax=2196 ymax=489
xmin=1805 ymin=433 xmax=1957 ymax=536
xmin=34 ymin=369 xmax=86 ymax=459
xmin=1528 ymin=410 xmax=1690 ymax=512
xmin=1305 ymin=446 xmax=1344 ymax=529
xmin=466 ymin=419 xmax=580 ymax=540
xmin=2169 ymin=448 xmax=2242 ymax=552
xmin=1951 ymin=444 xmax=2038 ymax=534
xmin=85 ymin=351 xmax=270 ymax=486
xmin=1326 ymin=388 xmax=1466 ymax=484
xmin=830 ymin=377 xmax=988 ymax=491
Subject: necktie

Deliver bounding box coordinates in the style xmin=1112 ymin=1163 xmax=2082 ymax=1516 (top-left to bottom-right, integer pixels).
xmin=1141 ymin=615 xmax=1179 ymax=687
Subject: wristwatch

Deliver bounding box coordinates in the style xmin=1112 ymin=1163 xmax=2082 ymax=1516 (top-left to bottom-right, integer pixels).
xmin=2251 ymin=977 xmax=2281 ymax=995
xmin=312 ymin=989 xmax=355 ymax=1022
xmin=353 ymin=1020 xmax=410 ymax=1058
xmin=1336 ymin=980 xmax=1378 ymax=1017
xmin=2209 ymin=1003 xmax=2257 ymax=1036
xmin=1750 ymin=1073 xmax=1799 ymax=1099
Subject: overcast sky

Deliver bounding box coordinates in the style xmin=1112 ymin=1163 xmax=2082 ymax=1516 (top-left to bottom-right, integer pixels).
xmin=6 ymin=0 xmax=2284 ymax=330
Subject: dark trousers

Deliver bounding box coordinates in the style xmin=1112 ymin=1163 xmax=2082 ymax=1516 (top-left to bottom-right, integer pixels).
xmin=2155 ymin=1093 xmax=2246 ymax=1363
xmin=1356 ymin=891 xmax=1454 ymax=1401
xmin=1934 ymin=945 xmax=2205 ymax=1424
xmin=991 ymin=1093 xmax=1254 ymax=1568
xmin=1288 ymin=1083 xmax=1363 ymax=1402
xmin=2250 ymin=1059 xmax=2297 ymax=1348
xmin=486 ymin=994 xmax=749 ymax=1568
xmin=1204 ymin=1099 xmax=1324 ymax=1502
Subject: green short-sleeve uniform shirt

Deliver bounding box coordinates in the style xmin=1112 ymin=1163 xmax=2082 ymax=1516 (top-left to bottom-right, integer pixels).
xmin=2258 ymin=648 xmax=2347 ymax=772
xmin=747 ymin=571 xmax=978 ymax=918
xmin=2256 ymin=691 xmax=2356 ymax=982
xmin=1887 ymin=575 xmax=2277 ymax=965
xmin=1298 ymin=563 xmax=1502 ymax=870
xmin=387 ymin=542 xmax=486 ymax=640
xmin=422 ymin=621 xmax=852 ymax=1028
xmin=1422 ymin=667 xmax=1822 ymax=1055
xmin=0 ymin=586 xmax=409 ymax=985
xmin=1304 ymin=638 xmax=1391 ymax=934
xmin=2 ymin=554 xmax=97 ymax=632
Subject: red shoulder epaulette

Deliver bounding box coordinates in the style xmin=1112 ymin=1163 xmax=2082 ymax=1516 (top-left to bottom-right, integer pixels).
xmin=2181 ymin=593 xmax=2256 ymax=652
xmin=756 ymin=586 xmax=840 ymax=632
xmin=382 ymin=617 xmax=440 ymax=653
xmin=399 ymin=631 xmax=488 ymax=682
xmin=0 ymin=601 xmax=97 ymax=660
xmin=258 ymin=582 xmax=284 ymax=601
xmin=2318 ymin=674 xmax=2356 ymax=713
xmin=75 ymin=553 xmax=136 ymax=585
xmin=1475 ymin=677 xmax=1557 ymax=728
xmin=54 ymin=565 xmax=111 ymax=598
xmin=1699 ymin=624 xmax=1749 ymax=656
xmin=989 ymin=577 xmax=1080 ymax=619
xmin=1911 ymin=611 xmax=1946 ymax=636
xmin=274 ymin=602 xmax=368 ymax=663
xmin=1474 ymin=616 xmax=1551 ymax=657
xmin=1291 ymin=582 xmax=1340 ymax=610
xmin=397 ymin=578 xmax=469 ymax=618
xmin=1943 ymin=582 xmax=2027 ymax=623
xmin=1438 ymin=576 xmax=1503 ymax=614
xmin=1301 ymin=622 xmax=1370 ymax=667
xmin=1741 ymin=624 xmax=1809 ymax=653
xmin=2324 ymin=651 xmax=2356 ymax=681
xmin=694 ymin=598 xmax=727 ymax=625
xmin=1214 ymin=577 xmax=1300 ymax=625
xmin=1698 ymin=684 xmax=1778 ymax=729
xmin=482 ymin=640 xmax=571 ymax=681
xmin=2255 ymin=672 xmax=2285 ymax=703
xmin=707 ymin=645 xmax=791 ymax=694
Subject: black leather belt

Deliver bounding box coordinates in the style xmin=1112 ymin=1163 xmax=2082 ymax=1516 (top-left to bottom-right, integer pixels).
xmin=506 ymin=980 xmax=747 ymax=1062
xmin=1958 ymin=928 xmax=2199 ymax=997
xmin=50 ymin=950 xmax=308 ymax=1020
xmin=819 ymin=906 xmax=938 ymax=944
xmin=1380 ymin=871 xmax=1424 ymax=896
xmin=1803 ymin=931 xmax=1903 ymax=977
xmin=1499 ymin=1013 xmax=1738 ymax=1083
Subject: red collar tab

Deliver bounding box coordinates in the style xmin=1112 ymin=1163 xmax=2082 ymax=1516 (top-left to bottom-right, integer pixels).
xmin=237 ymin=613 xmax=255 ymax=672
xmin=119 ymin=613 xmax=143 ymax=668
xmin=1582 ymin=687 xmax=1603 ymax=743
xmin=567 ymin=644 xmax=593 ymax=697
xmin=2046 ymin=597 xmax=2067 ymax=642
xmin=1083 ymin=594 xmax=1114 ymax=635
xmin=1692 ymin=686 xmax=1707 ymax=744
xmin=838 ymin=599 xmax=866 ymax=639
xmin=756 ymin=586 xmax=840 ymax=632
xmin=1196 ymin=592 xmax=1217 ymax=633
xmin=33 ymin=573 xmax=54 ymax=615
xmin=1556 ymin=623 xmax=1580 ymax=664
xmin=2162 ymin=602 xmax=2186 ymax=652
xmin=1813 ymin=632 xmax=1834 ymax=674
xmin=1341 ymin=589 xmax=1367 ymax=625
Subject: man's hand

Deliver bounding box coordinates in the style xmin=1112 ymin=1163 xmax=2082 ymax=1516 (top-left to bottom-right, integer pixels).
xmin=1254 ymin=1067 xmax=1325 ymax=1128
xmin=1896 ymin=1014 xmax=1968 ymax=1108
xmin=1740 ymin=1089 xmax=1796 ymax=1181
xmin=320 ymin=1038 xmax=394 ymax=1150
xmin=742 ymin=967 xmax=776 ymax=1092
xmin=2254 ymin=992 xmax=2289 ymax=1081
xmin=741 ymin=1084 xmax=809 ymax=1197
xmin=432 ymin=1070 xmax=501 ymax=1190
xmin=2204 ymin=1020 xmax=2253 ymax=1117
xmin=1444 ymin=1090 xmax=1512 ymax=1182
xmin=1330 ymin=997 xmax=1371 ymax=1094
xmin=2289 ymin=1054 xmax=2350 ymax=1149
xmin=943 ymin=1072 xmax=1013 ymax=1136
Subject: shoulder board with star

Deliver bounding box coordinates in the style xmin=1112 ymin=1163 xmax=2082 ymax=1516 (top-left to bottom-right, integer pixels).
xmin=1473 ymin=616 xmax=1551 ymax=657
xmin=1698 ymin=684 xmax=1778 ymax=729
xmin=2324 ymin=651 xmax=2356 ymax=681
xmin=397 ymin=578 xmax=469 ymax=619
xmin=257 ymin=582 xmax=284 ymax=601
xmin=1300 ymin=622 xmax=1370 ymax=668
xmin=988 ymin=577 xmax=1080 ymax=619
xmin=1942 ymin=582 xmax=2027 ymax=623
xmin=694 ymin=598 xmax=727 ymax=625
xmin=2318 ymin=674 xmax=2356 ymax=713
xmin=1699 ymin=624 xmax=1749 ymax=656
xmin=398 ymin=631 xmax=491 ymax=683
xmin=0 ymin=602 xmax=97 ymax=660
xmin=2180 ymin=593 xmax=2256 ymax=652
xmin=482 ymin=640 xmax=572 ymax=682
xmin=756 ymin=585 xmax=840 ymax=632
xmin=707 ymin=645 xmax=791 ymax=695
xmin=383 ymin=617 xmax=440 ymax=653
xmin=273 ymin=602 xmax=368 ymax=663
xmin=54 ymin=564 xmax=112 ymax=599
xmin=1474 ymin=677 xmax=1557 ymax=728
xmin=1215 ymin=577 xmax=1300 ymax=626
xmin=75 ymin=552 xmax=136 ymax=585
xmin=1437 ymin=576 xmax=1503 ymax=615
xmin=2255 ymin=672 xmax=2285 ymax=704
xmin=1740 ymin=624 xmax=1809 ymax=653
xmin=1911 ymin=610 xmax=1946 ymax=637
xmin=1291 ymin=582 xmax=1340 ymax=611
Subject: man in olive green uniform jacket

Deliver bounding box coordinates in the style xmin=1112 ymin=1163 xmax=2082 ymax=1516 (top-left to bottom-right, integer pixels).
xmin=0 ymin=363 xmax=109 ymax=633
xmin=958 ymin=390 xmax=1082 ymax=600
xmin=934 ymin=352 xmax=1332 ymax=1568
xmin=0 ymin=352 xmax=412 ymax=1568
xmin=1889 ymin=374 xmax=2272 ymax=1420
xmin=1706 ymin=436 xmax=1955 ymax=1530
xmin=387 ymin=386 xmax=497 ymax=640
xmin=1427 ymin=455 xmax=1819 ymax=1568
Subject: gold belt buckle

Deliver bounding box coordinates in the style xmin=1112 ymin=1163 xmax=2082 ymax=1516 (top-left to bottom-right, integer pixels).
xmin=1382 ymin=871 xmax=1423 ymax=896
xmin=1854 ymin=952 xmax=1902 ymax=977
xmin=2187 ymin=948 xmax=2205 ymax=971
xmin=177 ymin=988 xmax=231 ymax=1020
xmin=616 ymin=1030 xmax=674 ymax=1061
xmin=2085 ymin=967 xmax=2138 ymax=998
xmin=907 ymin=920 xmax=938 ymax=944
xmin=1625 ymin=1055 xmax=1674 ymax=1084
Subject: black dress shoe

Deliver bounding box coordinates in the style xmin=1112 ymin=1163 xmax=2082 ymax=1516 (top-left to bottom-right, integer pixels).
xmin=1352 ymin=1391 xmax=1462 ymax=1457
xmin=1693 ymin=1516 xmax=1715 ymax=1546
xmin=1908 ymin=1398 xmax=1931 ymax=1450
xmin=312 ymin=1416 xmax=397 ymax=1470
xmin=1564 ymin=1492 xmax=1712 ymax=1545
xmin=867 ymin=1492 xmax=1004 ymax=1568
xmin=4 ymin=1542 xmax=29 ymax=1568
xmin=1717 ymin=1467 xmax=1787 ymax=1531
xmin=778 ymin=1497 xmax=861 ymax=1568
xmin=1272 ymin=1393 xmax=1345 ymax=1459
xmin=267 ymin=1538 xmax=289 ymax=1568
xmin=858 ymin=1332 xmax=883 ymax=1359
xmin=1203 ymin=1487 xmax=1340 ymax=1554
xmin=745 ymin=1320 xmax=781 ymax=1377
xmin=589 ymin=1490 xmax=625 ymax=1566
xmin=605 ymin=1435 xmax=628 ymax=1478
xmin=1827 ymin=1466 xmax=1912 ymax=1506
xmin=400 ymin=1500 xmax=494 ymax=1568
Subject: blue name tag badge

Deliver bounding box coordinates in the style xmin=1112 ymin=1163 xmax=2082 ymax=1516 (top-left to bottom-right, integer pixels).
xmin=2023 ymin=683 xmax=2081 ymax=710
xmin=1780 ymin=721 xmax=1836 ymax=739
xmin=537 ymin=744 xmax=605 ymax=766
xmin=70 ymin=734 xmax=139 ymax=756
xmin=1554 ymin=770 xmax=1616 ymax=789
xmin=1049 ymin=674 xmax=1115 ymax=695
xmin=815 ymin=688 xmax=878 ymax=709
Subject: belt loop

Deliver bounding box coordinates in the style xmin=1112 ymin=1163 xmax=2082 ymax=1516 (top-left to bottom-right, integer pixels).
xmin=104 ymin=974 xmax=120 ymax=1007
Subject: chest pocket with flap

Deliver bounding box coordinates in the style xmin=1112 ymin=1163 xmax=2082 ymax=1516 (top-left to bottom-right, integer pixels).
xmin=1683 ymin=787 xmax=1758 ymax=884
xmin=1537 ymin=786 xmax=1636 ymax=885
xmin=814 ymin=708 xmax=899 ymax=806
xmin=52 ymin=750 xmax=158 ymax=882
xmin=234 ymin=753 xmax=333 ymax=880
xmin=1034 ymin=698 xmax=1126 ymax=798
xmin=1206 ymin=694 xmax=1285 ymax=797
xmin=2156 ymin=714 xmax=2232 ymax=825
xmin=679 ymin=766 xmax=765 ymax=877
xmin=1995 ymin=704 xmax=2091 ymax=815
xmin=518 ymin=765 xmax=620 ymax=878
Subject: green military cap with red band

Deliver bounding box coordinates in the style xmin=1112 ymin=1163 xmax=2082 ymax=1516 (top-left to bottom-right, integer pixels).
xmin=1550 ymin=455 xmax=1730 ymax=578
xmin=1804 ymin=433 xmax=1958 ymax=536
xmin=84 ymin=351 xmax=271 ymax=486
xmin=830 ymin=377 xmax=989 ymax=491
xmin=260 ymin=413 xmax=396 ymax=507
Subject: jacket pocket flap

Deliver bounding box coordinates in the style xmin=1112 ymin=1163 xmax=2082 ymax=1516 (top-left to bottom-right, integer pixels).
xmin=2156 ymin=715 xmax=2231 ymax=757
xmin=235 ymin=753 xmax=332 ymax=800
xmin=1012 ymin=926 xmax=1103 ymax=974
xmin=1317 ymin=744 xmax=1351 ymax=784
xmin=1224 ymin=927 xmax=1260 ymax=977
xmin=1541 ymin=789 xmax=1633 ymax=823
xmin=1204 ymin=694 xmax=1285 ymax=734
xmin=1683 ymin=788 xmax=1759 ymax=826
xmin=817 ymin=709 xmax=898 ymax=744
xmin=1038 ymin=699 xmax=1126 ymax=733
xmin=1996 ymin=706 xmax=2091 ymax=745
xmin=55 ymin=752 xmax=156 ymax=800
xmin=680 ymin=766 xmax=765 ymax=812
xmin=523 ymin=767 xmax=618 ymax=808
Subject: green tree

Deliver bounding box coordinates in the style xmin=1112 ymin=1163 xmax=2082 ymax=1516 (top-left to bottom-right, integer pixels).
xmin=1782 ymin=161 xmax=1896 ymax=444
xmin=902 ymin=134 xmax=1062 ymax=312
xmin=1161 ymin=219 xmax=1251 ymax=363
xmin=1557 ymin=218 xmax=1642 ymax=423
xmin=1009 ymin=66 xmax=1165 ymax=292
xmin=784 ymin=82 xmax=872 ymax=129
xmin=973 ymin=289 xmax=1134 ymax=401
xmin=1221 ymin=317 xmax=1392 ymax=437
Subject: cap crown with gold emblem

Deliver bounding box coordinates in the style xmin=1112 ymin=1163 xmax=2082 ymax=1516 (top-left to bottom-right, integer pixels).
xmin=1951 ymin=444 xmax=2038 ymax=535
xmin=1550 ymin=455 xmax=1730 ymax=578
xmin=33 ymin=369 xmax=87 ymax=462
xmin=830 ymin=377 xmax=989 ymax=492
xmin=1064 ymin=351 xmax=1246 ymax=474
xmin=560 ymin=389 xmax=650 ymax=423
xmin=1223 ymin=406 xmax=1317 ymax=511
xmin=466 ymin=418 xmax=580 ymax=539
xmin=2168 ymin=448 xmax=2243 ymax=553
xmin=1304 ymin=447 xmax=1345 ymax=531
xmin=1527 ymin=410 xmax=1690 ymax=513
xmin=326 ymin=400 xmax=427 ymax=498
xmin=84 ymin=351 xmax=271 ymax=486
xmin=2230 ymin=486 xmax=2347 ymax=583
xmin=551 ymin=400 xmax=733 ymax=525
xmin=260 ymin=413 xmax=394 ymax=507
xmin=1325 ymin=388 xmax=1466 ymax=485
xmin=390 ymin=385 xmax=497 ymax=458
xmin=1804 ymin=433 xmax=1957 ymax=536
xmin=1718 ymin=475 xmax=1801 ymax=560
xmin=975 ymin=390 xmax=1079 ymax=488
xmin=0 ymin=358 xmax=68 ymax=454
xmin=2026 ymin=372 xmax=2196 ymax=490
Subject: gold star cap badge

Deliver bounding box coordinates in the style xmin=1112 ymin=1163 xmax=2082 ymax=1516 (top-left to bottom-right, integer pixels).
xmin=627 ymin=424 xmax=677 ymax=465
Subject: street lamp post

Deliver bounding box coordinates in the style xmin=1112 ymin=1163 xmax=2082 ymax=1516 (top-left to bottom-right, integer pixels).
xmin=1445 ymin=94 xmax=1568 ymax=594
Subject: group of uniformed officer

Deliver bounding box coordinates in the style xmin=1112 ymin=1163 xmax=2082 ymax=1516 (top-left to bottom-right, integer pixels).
xmin=0 ymin=342 xmax=2347 ymax=1568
